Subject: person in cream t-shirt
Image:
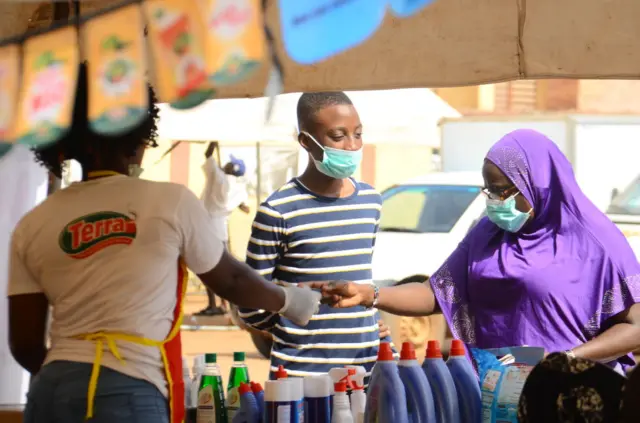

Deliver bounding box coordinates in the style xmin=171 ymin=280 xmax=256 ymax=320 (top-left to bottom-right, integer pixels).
xmin=7 ymin=80 xmax=320 ymax=423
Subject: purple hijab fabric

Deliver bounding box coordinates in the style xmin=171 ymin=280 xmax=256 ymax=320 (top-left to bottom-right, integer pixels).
xmin=430 ymin=129 xmax=640 ymax=369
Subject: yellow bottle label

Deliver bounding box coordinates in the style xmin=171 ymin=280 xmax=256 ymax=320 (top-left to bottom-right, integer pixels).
xmin=197 ymin=384 xmax=217 ymax=423
xmin=226 ymin=386 xmax=240 ymax=419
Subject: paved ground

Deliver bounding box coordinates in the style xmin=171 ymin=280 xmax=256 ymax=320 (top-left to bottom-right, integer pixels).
xmin=181 ymin=294 xmax=271 ymax=383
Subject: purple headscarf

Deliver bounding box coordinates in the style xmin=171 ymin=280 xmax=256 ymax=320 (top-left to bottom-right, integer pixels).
xmin=430 ymin=129 xmax=640 ymax=369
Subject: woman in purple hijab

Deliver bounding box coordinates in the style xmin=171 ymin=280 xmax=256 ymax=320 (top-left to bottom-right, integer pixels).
xmin=317 ymin=129 xmax=640 ymax=370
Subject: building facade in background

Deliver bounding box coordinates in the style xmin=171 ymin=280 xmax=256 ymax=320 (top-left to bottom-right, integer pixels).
xmin=435 ymin=80 xmax=640 ymax=114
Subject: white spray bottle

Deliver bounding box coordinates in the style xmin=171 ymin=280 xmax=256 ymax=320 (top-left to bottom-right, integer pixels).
xmin=328 ymin=368 xmax=352 ymax=394
xmin=332 ymin=381 xmax=353 ymax=423
xmin=190 ymin=355 xmax=205 ymax=408
xmin=345 ymin=366 xmax=366 ymax=423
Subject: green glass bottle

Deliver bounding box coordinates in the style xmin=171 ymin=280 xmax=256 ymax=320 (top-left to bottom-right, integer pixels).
xmin=226 ymin=352 xmax=250 ymax=422
xmin=197 ymin=353 xmax=227 ymax=423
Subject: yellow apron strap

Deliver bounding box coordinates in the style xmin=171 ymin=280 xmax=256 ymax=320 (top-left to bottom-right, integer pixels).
xmin=86 ymin=170 xmax=122 ymax=179
xmin=79 ymin=259 xmax=189 ymax=421
xmin=79 ymin=332 xmax=162 ymax=420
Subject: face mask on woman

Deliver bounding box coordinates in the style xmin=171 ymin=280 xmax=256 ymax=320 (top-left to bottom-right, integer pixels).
xmin=301 ymin=131 xmax=362 ymax=180
xmin=486 ymin=192 xmax=532 ymax=232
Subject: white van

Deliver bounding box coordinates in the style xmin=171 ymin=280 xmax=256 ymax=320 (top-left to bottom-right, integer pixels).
xmin=372 ymin=172 xmax=485 ymax=283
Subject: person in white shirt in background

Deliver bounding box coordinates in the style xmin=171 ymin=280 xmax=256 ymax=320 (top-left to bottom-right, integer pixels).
xmin=196 ymin=141 xmax=251 ymax=316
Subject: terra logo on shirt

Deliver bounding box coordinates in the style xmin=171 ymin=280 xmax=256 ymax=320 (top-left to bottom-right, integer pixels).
xmin=58 ymin=211 xmax=137 ymax=259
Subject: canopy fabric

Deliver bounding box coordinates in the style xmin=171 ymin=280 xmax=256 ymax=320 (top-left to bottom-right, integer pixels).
xmin=2 ymin=0 xmax=639 ymax=98
xmin=158 ymin=89 xmax=460 ymax=147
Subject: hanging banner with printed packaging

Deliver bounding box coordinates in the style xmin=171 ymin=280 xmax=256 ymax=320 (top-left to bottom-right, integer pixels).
xmin=144 ymin=0 xmax=214 ymax=109
xmin=85 ymin=4 xmax=149 ymax=136
xmin=13 ymin=27 xmax=79 ymax=149
xmin=0 ymin=43 xmax=20 ymax=145
xmin=198 ymin=0 xmax=266 ymax=86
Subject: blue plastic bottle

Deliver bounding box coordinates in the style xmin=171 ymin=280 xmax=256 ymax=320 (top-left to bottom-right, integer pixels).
xmin=422 ymin=340 xmax=460 ymax=423
xmin=398 ymin=342 xmax=437 ymax=423
xmin=364 ymin=342 xmax=410 ymax=423
xmin=265 ymin=380 xmax=299 ymax=423
xmin=286 ymin=378 xmax=305 ymax=423
xmin=304 ymin=375 xmax=331 ymax=423
xmin=446 ymin=340 xmax=482 ymax=423
xmin=250 ymin=382 xmax=265 ymax=420
xmin=232 ymin=382 xmax=260 ymax=423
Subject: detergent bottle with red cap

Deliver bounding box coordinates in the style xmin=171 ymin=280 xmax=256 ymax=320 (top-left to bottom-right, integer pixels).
xmin=446 ymin=340 xmax=482 ymax=423
xmin=332 ymin=381 xmax=354 ymax=423
xmin=232 ymin=382 xmax=260 ymax=423
xmin=364 ymin=342 xmax=409 ymax=423
xmin=275 ymin=365 xmax=288 ymax=380
xmin=398 ymin=342 xmax=437 ymax=423
xmin=422 ymin=340 xmax=460 ymax=423
xmin=250 ymin=382 xmax=265 ymax=420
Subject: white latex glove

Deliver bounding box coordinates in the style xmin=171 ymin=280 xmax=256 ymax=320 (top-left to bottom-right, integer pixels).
xmin=278 ymin=284 xmax=321 ymax=326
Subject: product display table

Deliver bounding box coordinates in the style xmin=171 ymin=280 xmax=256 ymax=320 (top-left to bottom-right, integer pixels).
xmin=0 ymin=404 xmax=24 ymax=423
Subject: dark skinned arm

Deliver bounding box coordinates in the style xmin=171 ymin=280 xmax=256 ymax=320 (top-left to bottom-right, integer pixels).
xmin=204 ymin=141 xmax=218 ymax=159
xmin=8 ymin=293 xmax=49 ymax=375
xmin=572 ymin=303 xmax=640 ymax=362
xmin=197 ymin=250 xmax=285 ymax=312
xmin=312 ymin=281 xmax=440 ymax=317
xmin=238 ymin=203 xmax=250 ymax=214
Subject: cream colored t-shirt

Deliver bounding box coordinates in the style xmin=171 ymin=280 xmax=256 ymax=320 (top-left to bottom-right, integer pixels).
xmin=7 ymin=175 xmax=224 ymax=396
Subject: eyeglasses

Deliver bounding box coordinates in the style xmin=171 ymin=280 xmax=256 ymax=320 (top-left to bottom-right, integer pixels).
xmin=482 ymin=185 xmax=519 ymax=201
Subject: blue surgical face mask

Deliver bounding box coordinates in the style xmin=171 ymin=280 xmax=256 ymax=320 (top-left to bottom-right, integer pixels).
xmin=301 ymin=131 xmax=362 ymax=179
xmin=486 ymin=193 xmax=532 ymax=233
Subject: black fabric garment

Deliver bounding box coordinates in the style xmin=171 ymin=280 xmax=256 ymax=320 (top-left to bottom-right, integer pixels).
xmin=620 ymin=365 xmax=640 ymax=422
xmin=518 ymin=353 xmax=625 ymax=423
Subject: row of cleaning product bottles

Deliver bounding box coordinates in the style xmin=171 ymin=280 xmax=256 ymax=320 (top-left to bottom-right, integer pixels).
xmin=183 ymin=351 xmax=258 ymax=423
xmin=270 ymin=363 xmax=366 ymax=423
xmin=183 ymin=339 xmax=480 ymax=423
xmin=366 ymin=340 xmax=482 ymax=423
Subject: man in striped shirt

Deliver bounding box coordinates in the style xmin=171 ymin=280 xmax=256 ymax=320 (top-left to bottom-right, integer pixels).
xmin=239 ymin=92 xmax=392 ymax=379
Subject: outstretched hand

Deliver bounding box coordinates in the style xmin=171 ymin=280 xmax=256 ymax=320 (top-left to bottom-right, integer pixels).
xmin=307 ymin=281 xmax=371 ymax=308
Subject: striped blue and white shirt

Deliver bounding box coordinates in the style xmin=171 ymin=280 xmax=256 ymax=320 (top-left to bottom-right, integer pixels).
xmin=239 ymin=178 xmax=392 ymax=379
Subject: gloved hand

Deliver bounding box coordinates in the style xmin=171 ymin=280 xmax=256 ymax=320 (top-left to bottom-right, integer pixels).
xmin=278 ymin=284 xmax=321 ymax=326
